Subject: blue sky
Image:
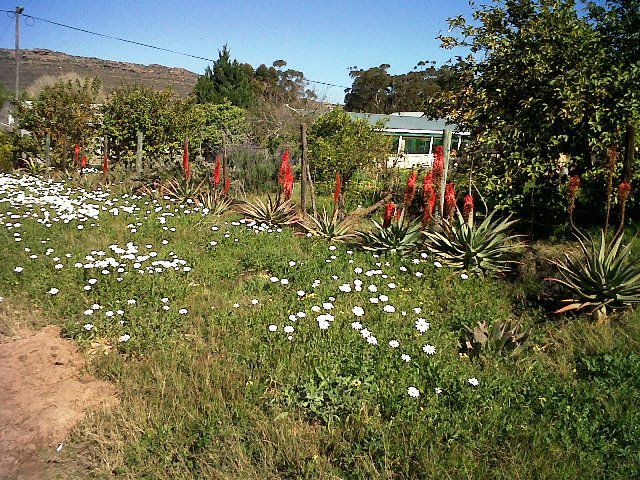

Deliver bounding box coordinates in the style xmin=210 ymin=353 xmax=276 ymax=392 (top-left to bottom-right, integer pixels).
xmin=0 ymin=0 xmax=472 ymax=102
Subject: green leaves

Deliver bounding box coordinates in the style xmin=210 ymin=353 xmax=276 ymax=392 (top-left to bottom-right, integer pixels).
xmin=303 ymin=208 xmax=358 ymax=243
xmin=237 ymin=196 xmax=300 ymax=227
xmin=425 ymin=211 xmax=524 ymax=275
xmin=308 ymin=108 xmax=390 ymax=184
xmin=356 ymin=215 xmax=424 ymax=256
xmin=548 ymin=230 xmax=640 ymax=314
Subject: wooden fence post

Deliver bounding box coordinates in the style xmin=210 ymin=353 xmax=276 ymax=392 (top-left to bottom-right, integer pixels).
xmin=136 ymin=130 xmax=143 ymax=173
xmin=300 ymin=123 xmax=308 ymax=215
xmin=438 ymin=129 xmax=453 ymax=218
xmin=44 ymin=133 xmax=50 ymax=168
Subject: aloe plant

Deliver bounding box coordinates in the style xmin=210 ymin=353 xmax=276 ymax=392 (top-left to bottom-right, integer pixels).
xmin=198 ymin=190 xmax=233 ymax=216
xmin=357 ymin=213 xmax=423 ymax=256
xmin=547 ymin=231 xmax=640 ymax=318
xmin=237 ymin=195 xmax=300 ymax=227
xmin=460 ymin=319 xmax=529 ymax=358
xmin=424 ymin=211 xmax=524 ymax=275
xmin=162 ymin=178 xmax=205 ymax=203
xmin=304 ymin=207 xmax=358 ymax=243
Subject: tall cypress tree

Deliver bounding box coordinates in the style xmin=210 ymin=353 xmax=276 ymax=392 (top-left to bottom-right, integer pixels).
xmin=195 ymin=45 xmax=257 ymax=108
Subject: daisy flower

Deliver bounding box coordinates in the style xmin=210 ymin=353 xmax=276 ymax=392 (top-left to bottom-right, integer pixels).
xmin=407 ymin=387 xmax=420 ymax=397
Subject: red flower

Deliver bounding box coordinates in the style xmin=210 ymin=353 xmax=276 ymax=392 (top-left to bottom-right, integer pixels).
xmin=422 ymin=172 xmax=436 ymax=224
xmin=284 ymin=168 xmax=294 ymax=201
xmin=278 ymin=151 xmax=291 ymax=186
xmin=463 ymin=194 xmax=474 ymax=222
xmin=279 ymin=151 xmax=294 ymax=200
xmin=383 ymin=202 xmax=396 ymax=228
xmin=73 ymin=144 xmax=80 ymax=165
xmin=182 ymin=138 xmax=190 ymax=181
xmin=81 ymin=154 xmax=87 ymax=168
xmin=618 ymin=181 xmax=632 ymax=205
xmin=213 ymin=155 xmax=222 ymax=187
xmin=444 ymin=182 xmax=456 ymax=219
xmin=403 ymin=170 xmax=418 ymax=207
xmin=432 ymin=146 xmax=444 ymax=184
xmin=567 ymin=176 xmax=581 ymax=214
xmin=333 ymin=172 xmax=342 ymax=206
xmin=224 ymin=174 xmax=231 ymax=195
xmin=102 ymin=151 xmax=108 ymax=175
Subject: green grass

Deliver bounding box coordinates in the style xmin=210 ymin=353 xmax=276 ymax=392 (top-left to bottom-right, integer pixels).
xmin=1 ymin=175 xmax=639 ymax=479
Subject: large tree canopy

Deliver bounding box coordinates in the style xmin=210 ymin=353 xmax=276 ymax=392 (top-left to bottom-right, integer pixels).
xmin=432 ymin=0 xmax=640 ymax=223
xmin=344 ymin=63 xmax=458 ymax=115
xmin=194 ymin=45 xmax=257 ymax=109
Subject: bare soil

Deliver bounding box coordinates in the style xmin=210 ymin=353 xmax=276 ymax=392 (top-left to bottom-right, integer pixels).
xmin=0 ymin=324 xmax=117 ymax=480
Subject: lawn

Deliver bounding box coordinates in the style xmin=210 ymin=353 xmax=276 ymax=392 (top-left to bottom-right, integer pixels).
xmin=1 ymin=173 xmax=639 ymax=479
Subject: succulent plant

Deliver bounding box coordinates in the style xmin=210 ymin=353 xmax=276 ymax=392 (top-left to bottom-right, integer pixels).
xmin=237 ymin=195 xmax=300 ymax=227
xmin=425 ymin=210 xmax=524 ymax=275
xmin=357 ymin=212 xmax=424 ymax=256
xmin=303 ymin=208 xmax=358 ymax=243
xmin=547 ymin=230 xmax=640 ymax=319
xmin=460 ymin=319 xmax=529 ymax=358
xmin=197 ymin=190 xmax=233 ymax=216
xmin=161 ymin=178 xmax=205 ymax=203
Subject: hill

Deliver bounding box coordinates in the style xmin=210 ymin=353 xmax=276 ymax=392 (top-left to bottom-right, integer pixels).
xmin=0 ymin=48 xmax=199 ymax=97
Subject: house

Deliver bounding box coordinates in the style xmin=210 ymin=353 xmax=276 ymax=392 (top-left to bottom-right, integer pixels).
xmin=348 ymin=111 xmax=470 ymax=168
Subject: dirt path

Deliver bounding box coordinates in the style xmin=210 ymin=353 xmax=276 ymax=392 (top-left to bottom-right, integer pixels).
xmin=0 ymin=324 xmax=117 ymax=480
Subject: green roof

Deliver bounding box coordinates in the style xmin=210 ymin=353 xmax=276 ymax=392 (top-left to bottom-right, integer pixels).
xmin=347 ymin=112 xmax=466 ymax=134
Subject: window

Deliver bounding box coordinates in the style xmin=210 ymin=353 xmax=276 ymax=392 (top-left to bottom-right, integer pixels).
xmin=404 ymin=136 xmax=432 ymax=154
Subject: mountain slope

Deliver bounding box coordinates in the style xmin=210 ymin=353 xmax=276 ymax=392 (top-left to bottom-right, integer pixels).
xmin=0 ymin=48 xmax=199 ymax=97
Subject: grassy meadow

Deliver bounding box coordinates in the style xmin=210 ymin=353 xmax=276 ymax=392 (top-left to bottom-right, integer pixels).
xmin=1 ymin=173 xmax=639 ymax=479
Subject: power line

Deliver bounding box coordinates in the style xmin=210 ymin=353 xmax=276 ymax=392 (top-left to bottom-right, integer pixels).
xmin=0 ymin=8 xmax=352 ymax=91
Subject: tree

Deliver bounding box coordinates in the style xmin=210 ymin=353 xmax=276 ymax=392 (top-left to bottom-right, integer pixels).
xmin=344 ymin=63 xmax=458 ymax=115
xmin=16 ymin=76 xmax=101 ymax=168
xmin=194 ymin=45 xmax=257 ymax=108
xmin=101 ymin=84 xmax=179 ymax=164
xmin=308 ymin=108 xmax=391 ymax=186
xmin=432 ymin=0 xmax=639 ymax=222
xmin=344 ymin=65 xmax=392 ymax=113
xmin=177 ymin=101 xmax=248 ymax=157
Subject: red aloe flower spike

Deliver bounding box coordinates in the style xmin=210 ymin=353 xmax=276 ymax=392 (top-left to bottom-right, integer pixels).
xmin=567 ymin=176 xmax=581 ymax=214
xmin=618 ymin=181 xmax=631 ymax=205
xmin=224 ymin=174 xmax=231 ymax=195
xmin=73 ymin=144 xmax=80 ymax=165
xmin=278 ymin=150 xmax=291 ymax=186
xmin=403 ymin=170 xmax=418 ymax=207
xmin=182 ymin=138 xmax=190 ymax=181
xmin=463 ymin=194 xmax=474 ymax=223
xmin=432 ymin=146 xmax=444 ymax=184
xmin=102 ymin=151 xmax=108 ymax=175
xmin=333 ymin=172 xmax=342 ymax=207
xmin=284 ymin=167 xmax=294 ymax=201
xmin=383 ymin=202 xmax=396 ymax=228
xmin=81 ymin=154 xmax=87 ymax=168
xmin=616 ymin=181 xmax=632 ymax=237
xmin=422 ymin=172 xmax=435 ymax=224
xmin=444 ymin=182 xmax=456 ymax=219
xmin=213 ymin=155 xmax=222 ymax=187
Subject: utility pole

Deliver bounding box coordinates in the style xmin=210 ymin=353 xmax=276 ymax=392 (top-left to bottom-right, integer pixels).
xmin=15 ymin=6 xmax=24 ymax=102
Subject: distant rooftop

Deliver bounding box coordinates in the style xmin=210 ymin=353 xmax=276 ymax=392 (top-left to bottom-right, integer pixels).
xmin=348 ymin=112 xmax=467 ymax=134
